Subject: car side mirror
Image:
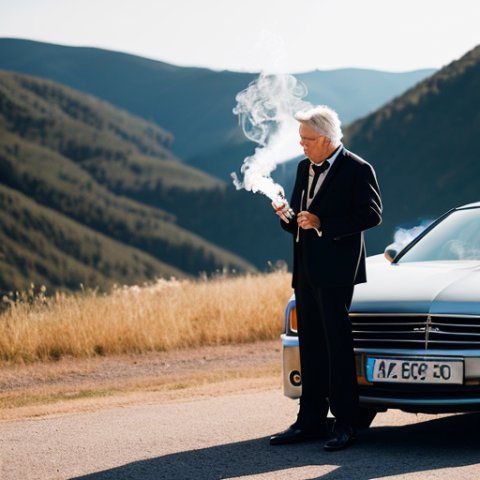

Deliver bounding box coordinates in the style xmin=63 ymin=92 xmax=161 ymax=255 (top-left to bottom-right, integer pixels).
xmin=384 ymin=244 xmax=399 ymax=263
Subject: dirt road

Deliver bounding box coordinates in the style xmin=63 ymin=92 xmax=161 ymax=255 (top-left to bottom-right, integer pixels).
xmin=2 ymin=387 xmax=480 ymax=480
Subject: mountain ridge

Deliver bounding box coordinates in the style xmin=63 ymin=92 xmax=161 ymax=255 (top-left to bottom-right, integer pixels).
xmin=0 ymin=38 xmax=435 ymax=169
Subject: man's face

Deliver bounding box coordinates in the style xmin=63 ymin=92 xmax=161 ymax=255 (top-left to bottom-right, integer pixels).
xmin=299 ymin=123 xmax=332 ymax=164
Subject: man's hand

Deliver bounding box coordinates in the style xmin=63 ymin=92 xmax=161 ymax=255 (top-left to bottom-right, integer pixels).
xmin=272 ymin=202 xmax=291 ymax=224
xmin=297 ymin=211 xmax=320 ymax=230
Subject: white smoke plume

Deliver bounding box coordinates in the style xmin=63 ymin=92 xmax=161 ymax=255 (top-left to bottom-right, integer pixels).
xmin=392 ymin=220 xmax=433 ymax=250
xmin=231 ymin=73 xmax=311 ymax=205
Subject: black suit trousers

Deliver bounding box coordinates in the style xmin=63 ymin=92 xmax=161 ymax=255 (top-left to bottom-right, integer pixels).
xmin=295 ymin=266 xmax=358 ymax=427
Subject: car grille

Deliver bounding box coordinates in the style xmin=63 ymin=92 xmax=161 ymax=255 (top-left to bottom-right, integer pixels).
xmin=351 ymin=314 xmax=480 ymax=350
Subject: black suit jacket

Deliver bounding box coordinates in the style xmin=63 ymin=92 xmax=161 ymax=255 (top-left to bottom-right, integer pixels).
xmin=281 ymin=148 xmax=382 ymax=288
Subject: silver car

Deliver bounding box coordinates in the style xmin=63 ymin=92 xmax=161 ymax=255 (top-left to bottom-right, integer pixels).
xmin=282 ymin=201 xmax=480 ymax=427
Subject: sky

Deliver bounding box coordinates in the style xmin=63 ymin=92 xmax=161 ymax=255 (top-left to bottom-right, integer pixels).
xmin=1 ymin=0 xmax=479 ymax=73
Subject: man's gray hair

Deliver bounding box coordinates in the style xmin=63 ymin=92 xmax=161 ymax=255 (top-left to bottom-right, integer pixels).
xmin=294 ymin=105 xmax=343 ymax=147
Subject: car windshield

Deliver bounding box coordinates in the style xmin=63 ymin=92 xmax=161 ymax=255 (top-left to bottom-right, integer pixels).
xmin=398 ymin=207 xmax=480 ymax=262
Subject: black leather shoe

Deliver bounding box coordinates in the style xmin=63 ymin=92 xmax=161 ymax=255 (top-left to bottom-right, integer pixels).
xmin=270 ymin=425 xmax=328 ymax=445
xmin=323 ymin=426 xmax=356 ymax=451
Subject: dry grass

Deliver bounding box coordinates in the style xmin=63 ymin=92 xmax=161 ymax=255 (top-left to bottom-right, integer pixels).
xmin=0 ymin=271 xmax=292 ymax=363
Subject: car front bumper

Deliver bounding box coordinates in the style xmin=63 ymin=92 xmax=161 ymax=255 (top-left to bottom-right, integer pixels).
xmin=282 ymin=333 xmax=480 ymax=412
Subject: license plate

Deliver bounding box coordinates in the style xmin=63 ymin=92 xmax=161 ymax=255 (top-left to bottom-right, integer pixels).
xmin=366 ymin=357 xmax=464 ymax=384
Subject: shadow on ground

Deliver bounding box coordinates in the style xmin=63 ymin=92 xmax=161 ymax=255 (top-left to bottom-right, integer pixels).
xmin=74 ymin=412 xmax=480 ymax=480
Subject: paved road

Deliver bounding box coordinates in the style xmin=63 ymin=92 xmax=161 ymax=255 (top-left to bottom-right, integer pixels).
xmin=1 ymin=389 xmax=480 ymax=480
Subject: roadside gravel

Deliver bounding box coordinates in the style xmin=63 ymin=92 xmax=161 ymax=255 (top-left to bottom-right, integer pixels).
xmin=0 ymin=340 xmax=282 ymax=420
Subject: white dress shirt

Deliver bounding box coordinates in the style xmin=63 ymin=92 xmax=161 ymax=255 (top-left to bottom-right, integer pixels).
xmin=305 ymin=144 xmax=343 ymax=209
xmin=296 ymin=144 xmax=344 ymax=241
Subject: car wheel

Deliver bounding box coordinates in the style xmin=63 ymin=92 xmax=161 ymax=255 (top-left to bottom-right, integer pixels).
xmin=355 ymin=408 xmax=378 ymax=429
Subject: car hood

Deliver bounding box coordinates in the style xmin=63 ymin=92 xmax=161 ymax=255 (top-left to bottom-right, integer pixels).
xmin=351 ymin=256 xmax=480 ymax=315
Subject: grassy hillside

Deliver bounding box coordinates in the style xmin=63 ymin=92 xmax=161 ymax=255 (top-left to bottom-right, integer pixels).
xmin=0 ymin=184 xmax=184 ymax=291
xmin=0 ymin=70 xmax=256 ymax=292
xmin=344 ymin=44 xmax=480 ymax=251
xmin=0 ymin=69 xmax=219 ymax=191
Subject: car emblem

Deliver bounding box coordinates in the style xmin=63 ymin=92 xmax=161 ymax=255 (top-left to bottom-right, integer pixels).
xmin=412 ymin=316 xmax=440 ymax=349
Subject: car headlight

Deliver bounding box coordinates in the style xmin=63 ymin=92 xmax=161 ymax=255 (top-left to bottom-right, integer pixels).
xmin=288 ymin=305 xmax=297 ymax=334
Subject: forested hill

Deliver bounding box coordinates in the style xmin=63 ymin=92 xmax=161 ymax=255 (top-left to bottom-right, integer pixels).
xmin=0 ymin=70 xmax=256 ymax=292
xmin=345 ymin=44 xmax=480 ymax=249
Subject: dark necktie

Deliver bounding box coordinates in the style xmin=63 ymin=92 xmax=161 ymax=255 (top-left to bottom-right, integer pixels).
xmin=309 ymin=161 xmax=330 ymax=199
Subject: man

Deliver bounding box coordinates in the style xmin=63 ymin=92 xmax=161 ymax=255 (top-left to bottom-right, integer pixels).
xmin=270 ymin=105 xmax=382 ymax=451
